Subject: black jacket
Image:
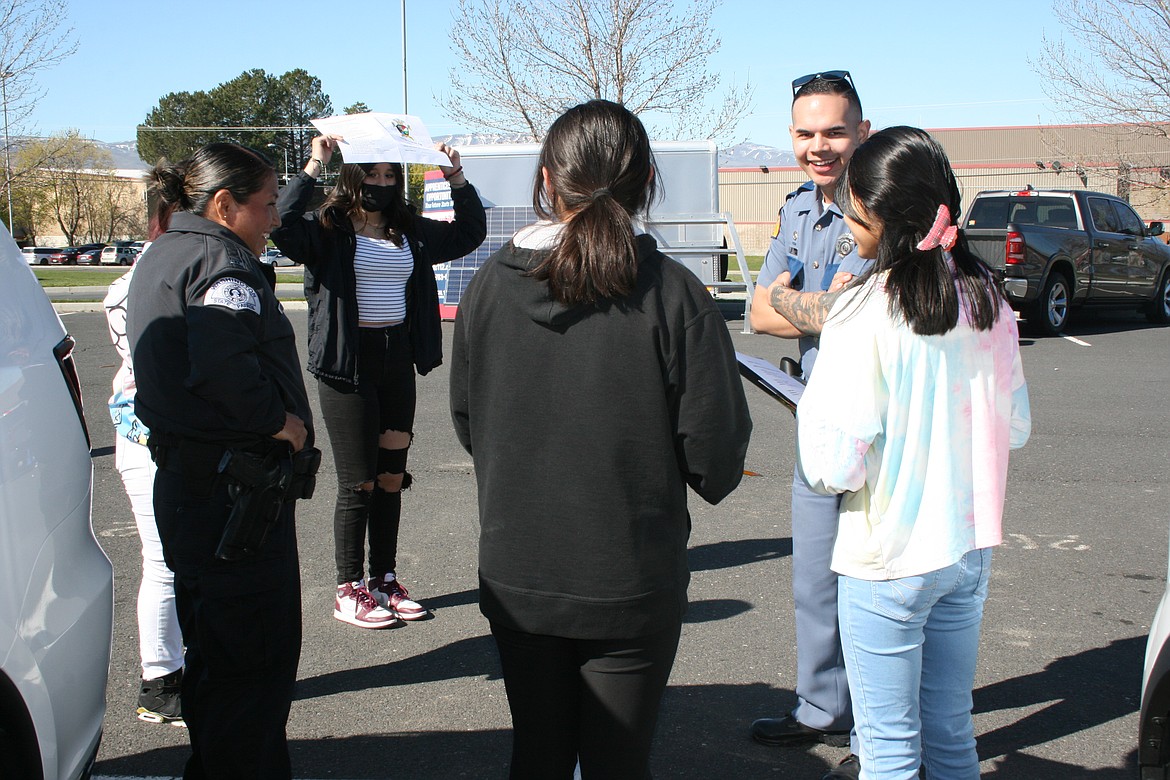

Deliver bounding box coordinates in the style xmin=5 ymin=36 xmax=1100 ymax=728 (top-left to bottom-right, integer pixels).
xmin=450 ymin=233 xmax=752 ymax=639
xmin=126 ymin=211 xmax=313 ymax=448
xmin=271 ymin=172 xmax=487 ymax=384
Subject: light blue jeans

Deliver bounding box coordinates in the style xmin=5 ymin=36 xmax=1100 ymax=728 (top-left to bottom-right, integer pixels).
xmin=838 ymin=548 xmax=991 ymax=780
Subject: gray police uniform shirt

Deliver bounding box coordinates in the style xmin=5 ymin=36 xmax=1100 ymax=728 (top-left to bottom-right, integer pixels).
xmin=757 ymin=181 xmax=871 ymax=378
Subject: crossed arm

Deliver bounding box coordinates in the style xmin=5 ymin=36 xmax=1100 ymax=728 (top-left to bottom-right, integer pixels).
xmin=750 ymin=271 xmax=850 ymax=337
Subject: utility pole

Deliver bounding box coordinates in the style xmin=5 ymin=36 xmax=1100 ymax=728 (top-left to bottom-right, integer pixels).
xmin=402 ymin=0 xmax=410 ymax=203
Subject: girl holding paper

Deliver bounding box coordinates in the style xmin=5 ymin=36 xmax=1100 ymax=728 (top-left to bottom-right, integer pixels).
xmin=272 ymin=135 xmax=486 ymax=629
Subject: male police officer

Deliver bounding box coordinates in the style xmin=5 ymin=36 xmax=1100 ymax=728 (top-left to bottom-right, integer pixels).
xmin=748 ymin=71 xmax=870 ymax=780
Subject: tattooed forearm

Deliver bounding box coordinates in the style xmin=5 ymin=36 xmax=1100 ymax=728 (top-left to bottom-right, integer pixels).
xmin=768 ymin=286 xmax=844 ymax=336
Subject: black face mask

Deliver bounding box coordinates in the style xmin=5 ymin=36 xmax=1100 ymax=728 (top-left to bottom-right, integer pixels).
xmin=360 ymin=184 xmax=396 ymax=213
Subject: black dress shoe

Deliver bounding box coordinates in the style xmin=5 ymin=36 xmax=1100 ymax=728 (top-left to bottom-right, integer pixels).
xmin=750 ymin=713 xmax=850 ymax=747
xmin=821 ymin=754 xmax=860 ymax=780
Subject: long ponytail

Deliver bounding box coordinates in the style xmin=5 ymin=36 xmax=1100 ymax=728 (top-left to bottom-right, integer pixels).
xmin=530 ymin=100 xmax=659 ymax=306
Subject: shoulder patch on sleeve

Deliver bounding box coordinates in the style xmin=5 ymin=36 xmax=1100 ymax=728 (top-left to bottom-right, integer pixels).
xmin=203 ymin=277 xmax=261 ymax=314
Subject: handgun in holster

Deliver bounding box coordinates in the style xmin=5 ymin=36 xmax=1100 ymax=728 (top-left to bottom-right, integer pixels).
xmin=214 ymin=445 xmax=322 ymax=562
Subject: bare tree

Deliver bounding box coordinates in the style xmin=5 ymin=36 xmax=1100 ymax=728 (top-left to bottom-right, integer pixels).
xmin=16 ymin=132 xmax=144 ymax=245
xmin=1035 ymin=0 xmax=1170 ymax=205
xmin=441 ymin=0 xmax=753 ymax=142
xmin=1037 ymin=0 xmax=1170 ymax=131
xmin=0 ymin=0 xmax=77 ymax=129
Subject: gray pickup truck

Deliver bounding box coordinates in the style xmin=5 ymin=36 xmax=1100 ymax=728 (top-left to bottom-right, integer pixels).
xmin=963 ymin=188 xmax=1170 ymax=335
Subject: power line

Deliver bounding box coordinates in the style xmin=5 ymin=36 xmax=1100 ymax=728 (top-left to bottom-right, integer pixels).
xmin=135 ymin=125 xmax=314 ymax=132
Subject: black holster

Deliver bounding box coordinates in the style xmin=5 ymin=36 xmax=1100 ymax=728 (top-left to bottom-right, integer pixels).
xmin=214 ymin=445 xmax=321 ymax=562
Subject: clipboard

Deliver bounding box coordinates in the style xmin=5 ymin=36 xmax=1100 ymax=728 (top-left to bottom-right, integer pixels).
xmin=736 ymin=351 xmax=804 ymax=414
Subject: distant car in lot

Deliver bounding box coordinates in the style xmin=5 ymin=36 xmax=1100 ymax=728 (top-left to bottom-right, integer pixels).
xmin=0 ymin=225 xmax=114 ymax=778
xmin=100 ymin=244 xmax=137 ymax=266
xmin=48 ymin=244 xmax=105 ymax=266
xmin=76 ymin=246 xmax=104 ymax=265
xmin=262 ymin=247 xmax=295 ymax=267
xmin=20 ymin=247 xmax=55 ymax=266
xmin=47 ymin=246 xmax=84 ymax=265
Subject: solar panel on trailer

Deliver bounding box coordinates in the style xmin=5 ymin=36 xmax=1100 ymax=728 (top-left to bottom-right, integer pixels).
xmin=440 ymin=206 xmax=536 ymax=306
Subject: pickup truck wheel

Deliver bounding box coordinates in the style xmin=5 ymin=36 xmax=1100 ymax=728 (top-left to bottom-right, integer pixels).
xmin=1028 ymin=272 xmax=1071 ymax=336
xmin=1146 ymin=270 xmax=1170 ymax=324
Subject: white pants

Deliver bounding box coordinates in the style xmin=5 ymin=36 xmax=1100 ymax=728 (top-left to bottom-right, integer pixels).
xmin=115 ymin=436 xmax=183 ymax=680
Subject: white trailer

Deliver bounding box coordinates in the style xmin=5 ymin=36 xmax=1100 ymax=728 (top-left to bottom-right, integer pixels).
xmin=424 ymin=141 xmax=752 ymax=325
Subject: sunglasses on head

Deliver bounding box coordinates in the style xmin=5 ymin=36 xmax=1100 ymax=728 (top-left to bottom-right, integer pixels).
xmin=791 ymin=70 xmax=854 ymax=97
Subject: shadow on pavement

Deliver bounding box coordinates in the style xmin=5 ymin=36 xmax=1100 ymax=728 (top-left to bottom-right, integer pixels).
xmin=688 ymin=536 xmax=793 ymax=572
xmin=975 ymin=635 xmax=1143 ymax=770
xmin=295 ymin=634 xmax=502 ymax=701
xmin=94 ymin=681 xmax=845 ymax=779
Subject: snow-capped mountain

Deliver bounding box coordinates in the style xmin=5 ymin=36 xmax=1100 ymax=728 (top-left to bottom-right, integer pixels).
xmin=717 ymin=142 xmax=795 ymax=169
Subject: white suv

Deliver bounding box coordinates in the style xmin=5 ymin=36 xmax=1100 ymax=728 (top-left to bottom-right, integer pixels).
xmin=20 ymin=247 xmax=55 ymax=266
xmin=0 ymin=224 xmax=114 ymax=778
xmin=100 ymin=245 xmax=137 ymax=266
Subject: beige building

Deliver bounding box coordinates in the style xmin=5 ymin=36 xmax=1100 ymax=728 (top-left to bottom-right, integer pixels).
xmin=721 ymin=123 xmax=1170 ymax=256
xmin=22 ymin=168 xmax=149 ymax=248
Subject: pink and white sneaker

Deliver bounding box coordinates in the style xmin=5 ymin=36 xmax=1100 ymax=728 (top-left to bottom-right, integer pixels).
xmin=334 ymin=581 xmax=402 ymax=629
xmin=368 ymin=573 xmax=428 ymax=621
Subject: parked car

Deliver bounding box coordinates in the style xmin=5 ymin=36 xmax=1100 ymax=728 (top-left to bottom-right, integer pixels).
xmin=1143 ymin=530 xmax=1170 ymax=777
xmin=262 ymin=247 xmax=295 ymax=267
xmin=76 ymin=246 xmax=104 ymax=266
xmin=100 ymin=244 xmax=137 ymax=266
xmin=20 ymin=247 xmax=55 ymax=266
xmin=964 ymin=188 xmax=1170 ymax=335
xmin=0 ymin=224 xmax=114 ymax=778
xmin=47 ymin=247 xmax=83 ymax=265
xmin=47 ymin=244 xmax=103 ymax=265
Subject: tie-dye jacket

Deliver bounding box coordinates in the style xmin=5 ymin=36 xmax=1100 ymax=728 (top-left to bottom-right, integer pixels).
xmin=105 ymin=265 xmax=150 ymax=446
xmin=796 ymin=272 xmax=1031 ymax=580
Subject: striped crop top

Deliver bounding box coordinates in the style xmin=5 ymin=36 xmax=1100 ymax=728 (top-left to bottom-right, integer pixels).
xmin=354 ymin=233 xmax=413 ymax=324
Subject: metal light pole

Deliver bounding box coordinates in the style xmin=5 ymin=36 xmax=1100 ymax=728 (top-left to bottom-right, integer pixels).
xmin=402 ymin=0 xmax=410 ymax=203
xmin=2 ymin=71 xmax=13 ymax=235
xmin=401 ymin=0 xmax=408 ymax=114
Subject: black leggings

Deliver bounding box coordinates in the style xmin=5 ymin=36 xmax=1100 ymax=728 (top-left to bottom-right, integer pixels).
xmin=490 ymin=621 xmax=682 ymax=780
xmin=317 ymin=325 xmax=416 ymax=585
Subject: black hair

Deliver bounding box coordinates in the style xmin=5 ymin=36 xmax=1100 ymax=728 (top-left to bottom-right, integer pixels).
xmin=318 ymin=162 xmax=413 ymax=244
xmin=148 ymin=142 xmax=274 ymax=218
xmin=793 ymin=76 xmax=864 ymax=119
xmin=837 ymin=126 xmax=1004 ymax=335
xmin=530 ymin=99 xmax=659 ymax=306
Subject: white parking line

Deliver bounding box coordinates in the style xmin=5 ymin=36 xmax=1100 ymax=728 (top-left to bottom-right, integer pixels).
xmin=1062 ymin=334 xmax=1092 ymax=347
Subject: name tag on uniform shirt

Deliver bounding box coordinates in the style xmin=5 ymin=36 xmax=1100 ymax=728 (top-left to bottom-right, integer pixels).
xmin=204 ymin=278 xmax=261 ymax=314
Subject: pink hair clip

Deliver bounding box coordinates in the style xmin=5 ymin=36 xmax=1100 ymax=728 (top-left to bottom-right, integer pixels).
xmin=916 ymin=205 xmax=958 ymax=251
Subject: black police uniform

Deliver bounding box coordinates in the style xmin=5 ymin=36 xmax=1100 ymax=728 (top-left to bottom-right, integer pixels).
xmin=127 ymin=210 xmax=313 ymax=780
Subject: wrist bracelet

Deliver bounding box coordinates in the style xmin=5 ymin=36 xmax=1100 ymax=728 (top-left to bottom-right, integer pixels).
xmin=309 ymin=157 xmax=324 ymax=167
xmin=442 ymin=165 xmax=464 ymax=181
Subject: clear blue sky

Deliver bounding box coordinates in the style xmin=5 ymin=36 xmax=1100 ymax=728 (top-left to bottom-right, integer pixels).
xmin=24 ymin=0 xmax=1068 ymax=147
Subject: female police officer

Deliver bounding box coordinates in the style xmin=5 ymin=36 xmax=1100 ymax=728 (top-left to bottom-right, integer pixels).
xmin=127 ymin=142 xmax=313 ymax=779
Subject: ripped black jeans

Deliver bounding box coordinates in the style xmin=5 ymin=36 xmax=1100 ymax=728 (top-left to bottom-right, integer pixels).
xmin=318 ymin=325 xmax=416 ymax=585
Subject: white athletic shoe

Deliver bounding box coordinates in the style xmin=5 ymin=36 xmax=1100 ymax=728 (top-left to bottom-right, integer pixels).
xmin=334 ymin=581 xmax=402 ymax=629
xmin=368 ymin=573 xmax=428 ymax=621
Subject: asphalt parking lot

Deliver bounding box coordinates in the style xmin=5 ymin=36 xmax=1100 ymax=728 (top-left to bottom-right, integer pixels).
xmin=61 ymin=302 xmax=1168 ymax=779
